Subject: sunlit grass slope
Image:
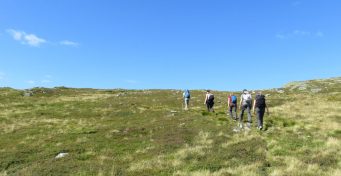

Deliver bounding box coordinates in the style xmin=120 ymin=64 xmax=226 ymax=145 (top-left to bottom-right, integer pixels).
xmin=0 ymin=77 xmax=340 ymax=175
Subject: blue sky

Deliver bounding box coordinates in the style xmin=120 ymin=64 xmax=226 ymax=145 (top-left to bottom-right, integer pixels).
xmin=0 ymin=0 xmax=340 ymax=90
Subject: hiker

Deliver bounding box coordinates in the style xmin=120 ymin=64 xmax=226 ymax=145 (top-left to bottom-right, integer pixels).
xmin=183 ymin=89 xmax=191 ymax=110
xmin=204 ymin=90 xmax=215 ymax=112
xmin=227 ymin=92 xmax=238 ymax=120
xmin=253 ymin=91 xmax=269 ymax=130
xmin=239 ymin=89 xmax=252 ymax=128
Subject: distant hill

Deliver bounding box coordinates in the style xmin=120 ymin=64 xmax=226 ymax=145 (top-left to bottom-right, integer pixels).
xmin=284 ymin=77 xmax=341 ymax=93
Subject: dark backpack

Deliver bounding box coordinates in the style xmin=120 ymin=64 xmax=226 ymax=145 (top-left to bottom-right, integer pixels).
xmin=184 ymin=90 xmax=190 ymax=98
xmin=255 ymin=95 xmax=266 ymax=108
xmin=207 ymin=94 xmax=214 ymax=103
xmin=231 ymin=95 xmax=237 ymax=104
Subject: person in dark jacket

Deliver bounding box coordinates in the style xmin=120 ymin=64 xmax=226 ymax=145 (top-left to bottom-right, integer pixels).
xmin=252 ymin=91 xmax=269 ymax=130
xmin=204 ymin=90 xmax=215 ymax=112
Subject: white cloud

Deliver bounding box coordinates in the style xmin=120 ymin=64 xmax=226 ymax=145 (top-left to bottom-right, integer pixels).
xmin=60 ymin=40 xmax=79 ymax=47
xmin=276 ymin=30 xmax=324 ymax=39
xmin=7 ymin=29 xmax=46 ymax=47
xmin=24 ymin=34 xmax=46 ymax=46
xmin=8 ymin=29 xmax=23 ymax=40
xmin=6 ymin=29 xmax=81 ymax=48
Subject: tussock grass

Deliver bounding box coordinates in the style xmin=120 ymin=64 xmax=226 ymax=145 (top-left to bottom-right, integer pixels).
xmin=0 ymin=78 xmax=340 ymax=175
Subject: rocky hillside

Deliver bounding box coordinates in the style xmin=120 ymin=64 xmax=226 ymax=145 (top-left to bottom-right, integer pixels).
xmin=284 ymin=77 xmax=341 ymax=93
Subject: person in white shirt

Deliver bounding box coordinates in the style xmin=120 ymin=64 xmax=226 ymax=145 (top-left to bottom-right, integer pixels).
xmin=183 ymin=89 xmax=191 ymax=110
xmin=239 ymin=89 xmax=252 ymax=128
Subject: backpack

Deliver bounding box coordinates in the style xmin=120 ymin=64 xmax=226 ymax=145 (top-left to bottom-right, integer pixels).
xmin=207 ymin=94 xmax=214 ymax=103
xmin=184 ymin=90 xmax=190 ymax=98
xmin=231 ymin=95 xmax=237 ymax=104
xmin=242 ymin=93 xmax=252 ymax=105
xmin=255 ymin=95 xmax=266 ymax=108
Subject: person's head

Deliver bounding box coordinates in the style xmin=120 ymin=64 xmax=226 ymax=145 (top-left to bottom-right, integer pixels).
xmin=230 ymin=92 xmax=233 ymax=96
xmin=206 ymin=90 xmax=211 ymax=93
xmin=257 ymin=91 xmax=262 ymax=95
xmin=243 ymin=89 xmax=248 ymax=94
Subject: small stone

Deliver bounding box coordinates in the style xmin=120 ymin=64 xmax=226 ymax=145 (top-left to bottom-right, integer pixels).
xmin=55 ymin=152 xmax=69 ymax=159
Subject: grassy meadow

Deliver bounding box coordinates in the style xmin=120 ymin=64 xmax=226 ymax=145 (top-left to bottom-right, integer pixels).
xmin=0 ymin=78 xmax=340 ymax=175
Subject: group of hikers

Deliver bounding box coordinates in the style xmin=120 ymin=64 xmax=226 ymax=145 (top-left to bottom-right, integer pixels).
xmin=182 ymin=89 xmax=269 ymax=130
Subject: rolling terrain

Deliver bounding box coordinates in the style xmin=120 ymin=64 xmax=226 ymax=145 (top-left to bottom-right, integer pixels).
xmin=0 ymin=77 xmax=340 ymax=176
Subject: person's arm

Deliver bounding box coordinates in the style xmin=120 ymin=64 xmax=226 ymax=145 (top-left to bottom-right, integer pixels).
xmin=227 ymin=97 xmax=230 ymax=107
xmin=204 ymin=94 xmax=208 ymax=104
xmin=239 ymin=96 xmax=243 ymax=109
xmin=253 ymin=99 xmax=256 ymax=114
